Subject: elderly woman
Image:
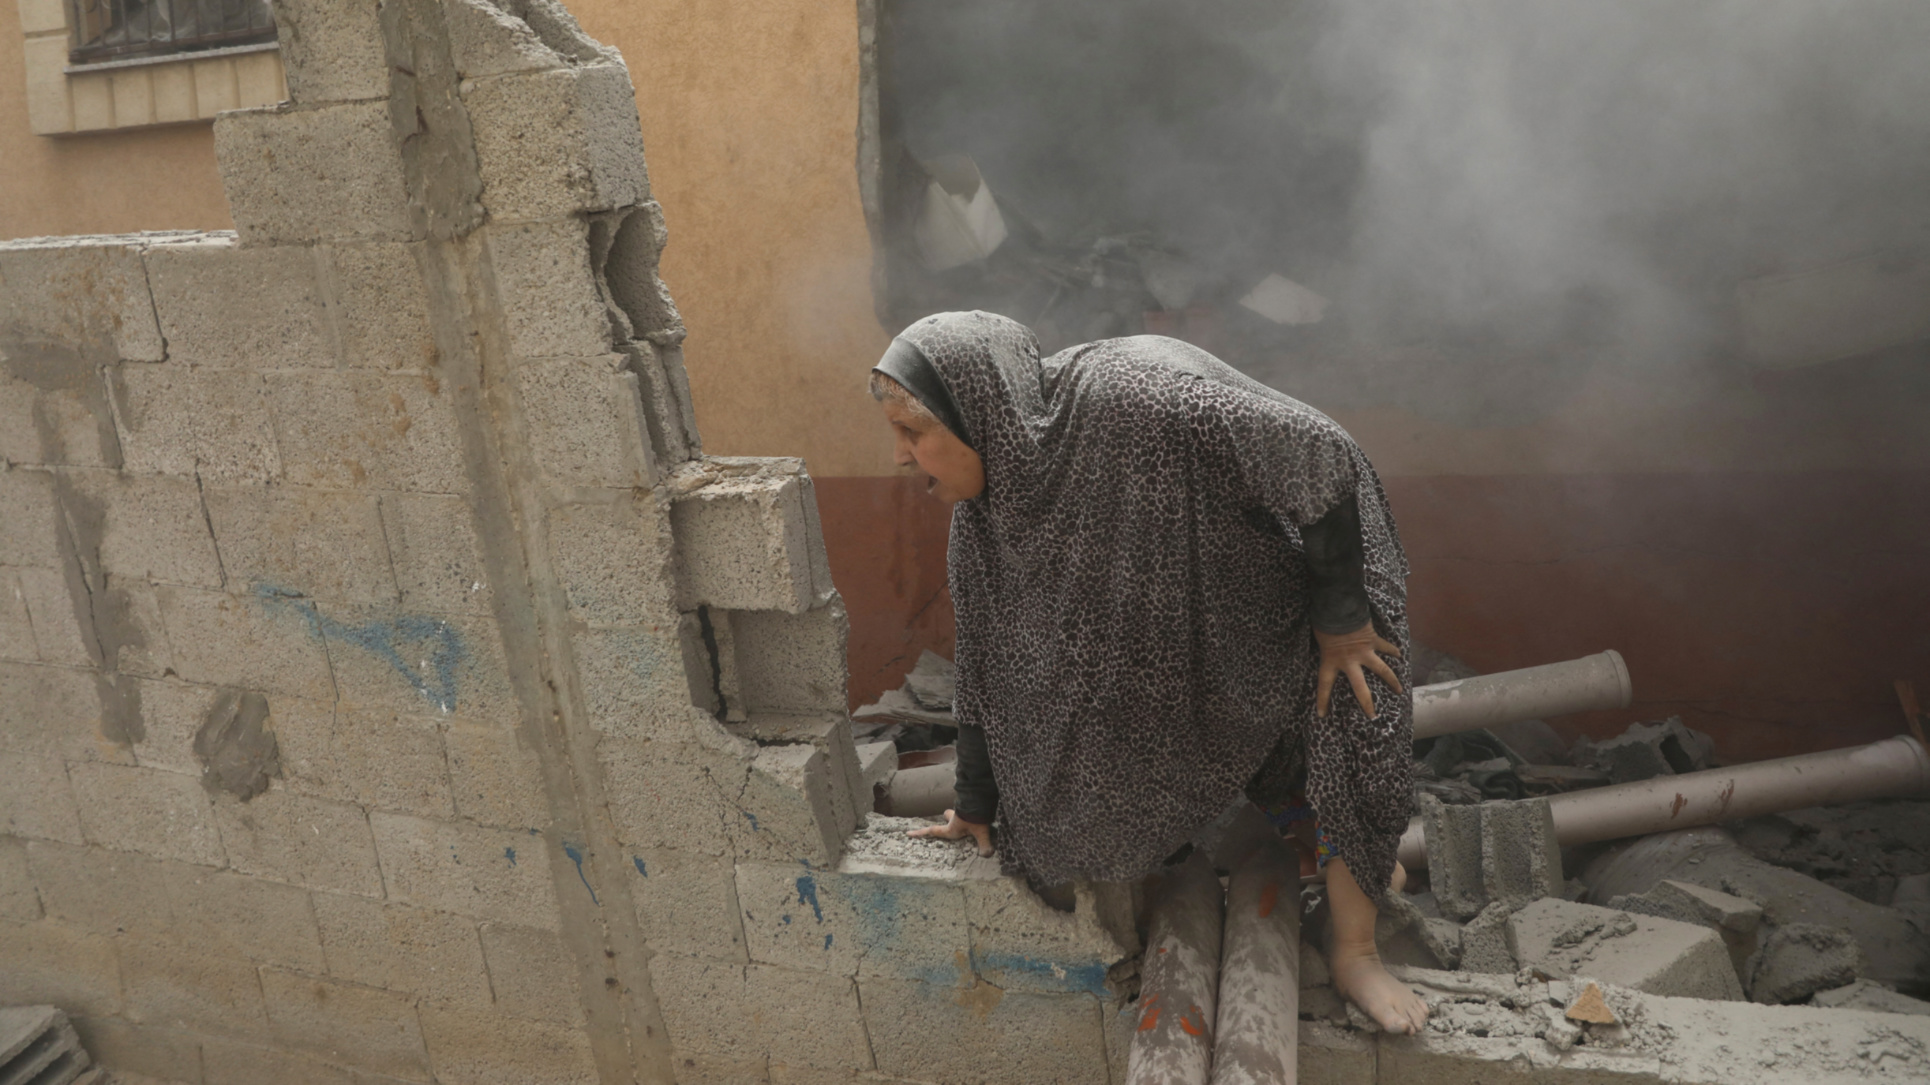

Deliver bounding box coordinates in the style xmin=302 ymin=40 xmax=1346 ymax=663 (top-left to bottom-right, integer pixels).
xmin=871 ymin=310 xmax=1425 ymax=1034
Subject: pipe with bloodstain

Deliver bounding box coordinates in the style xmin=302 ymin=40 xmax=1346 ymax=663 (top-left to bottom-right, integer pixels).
xmin=1398 ymin=734 xmax=1930 ymax=869
xmin=1208 ymin=840 xmax=1300 ymax=1085
xmin=1128 ymin=852 xmax=1224 ymax=1085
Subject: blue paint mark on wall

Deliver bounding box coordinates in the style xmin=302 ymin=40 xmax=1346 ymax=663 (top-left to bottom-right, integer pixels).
xmin=562 ymin=842 xmax=598 ymax=906
xmin=742 ymin=811 xmax=761 ymax=831
xmin=972 ymin=952 xmax=1111 ymax=998
xmin=795 ymin=875 xmax=824 ymax=922
xmin=632 ymin=856 xmax=647 ymax=877
xmin=504 ymin=847 xmax=516 ymax=867
xmin=824 ymin=934 xmax=834 ymax=951
xmin=254 ymin=583 xmax=465 ymax=712
xmin=781 ymin=914 xmax=792 ymax=925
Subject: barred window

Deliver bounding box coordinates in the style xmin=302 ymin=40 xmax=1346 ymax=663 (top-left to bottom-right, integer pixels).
xmin=68 ymin=0 xmax=277 ymax=65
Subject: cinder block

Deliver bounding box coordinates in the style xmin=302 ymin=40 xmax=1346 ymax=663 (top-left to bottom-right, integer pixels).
xmin=629 ymin=846 xmax=747 ymax=962
xmin=162 ymin=862 xmax=328 ymax=972
xmin=109 ymin=365 xmax=282 ymax=484
xmin=0 ymin=919 xmax=123 ymax=1017
xmin=312 ymin=894 xmax=491 ymax=1011
xmin=862 ymin=974 xmax=1109 ymax=1085
xmin=15 ymin=565 xmax=91 ymax=667
xmin=443 ymin=720 xmax=549 ymax=830
xmin=318 ymin=604 xmax=519 ymax=725
xmin=1420 ymin=795 xmax=1563 ymax=922
xmin=120 ymin=939 xmax=268 ymax=1036
xmin=62 ymin=470 xmax=224 ymax=589
xmin=206 ymin=486 xmax=399 ymax=605
xmin=0 ymin=238 xmax=164 ymax=362
xmin=1458 ymin=900 xmax=1519 ymax=973
xmin=72 ymin=1016 xmax=205 ymax=1082
xmin=735 ymin=862 xmax=969 ymax=985
xmin=328 ymin=242 xmax=439 ymax=369
xmin=0 ymin=363 xmax=117 ymax=469
xmin=962 ymin=878 xmax=1135 ymax=997
xmin=596 ymin=735 xmax=745 ymax=857
xmin=26 ymin=840 xmax=177 ymax=942
xmin=0 ymin=468 xmax=62 ymax=568
xmin=87 ymin=576 xmax=173 ymax=679
xmin=1298 ymin=1021 xmax=1376 ymax=1085
xmin=547 ymin=495 xmax=677 ymax=626
xmin=418 ymin=1005 xmax=599 ymax=1085
xmin=0 ymin=752 xmax=84 ymax=844
xmin=1750 ymin=923 xmax=1859 ymax=1004
xmin=202 ymin=1035 xmax=359 ymax=1085
xmin=0 ymin=837 xmax=40 ymax=921
xmin=145 ymin=236 xmax=335 ymax=368
xmin=478 ymin=922 xmax=583 ymax=1025
xmin=0 ymin=570 xmax=38 ymax=663
xmin=380 ymin=494 xmax=493 ymax=615
xmin=210 ymin=787 xmax=385 ymax=897
xmin=735 ymin=744 xmax=843 ymax=867
xmin=672 ymin=465 xmax=826 ymax=615
xmin=67 ymin=761 xmax=224 ymax=866
xmin=273 ymin=0 xmax=390 ymax=104
xmin=745 ymin=714 xmax=865 ymax=840
xmin=370 ymin=812 xmax=561 ymax=928
xmin=1507 ymin=898 xmax=1744 ymax=1001
xmin=1609 ymin=878 xmax=1763 ymax=980
xmin=731 ymin=602 xmax=849 ymax=714
xmin=0 ymin=660 xmax=115 ymax=764
xmin=464 ymin=63 xmax=648 ymax=222
xmin=215 ymin=101 xmax=416 ymax=245
xmin=651 ymin=954 xmax=872 ymax=1074
xmin=272 ymin=698 xmax=455 ymax=819
xmin=130 ymin=678 xmax=227 ymax=776
xmin=154 ymin=586 xmax=335 ymax=703
xmin=260 ymin=968 xmax=431 ymax=1080
xmin=574 ymin=625 xmax=711 ymax=743
xmin=444 ymin=0 xmax=568 ymax=79
xmin=268 ymin=370 xmax=467 ymax=494
xmin=518 ymin=356 xmax=657 ymax=490
xmin=484 ymin=219 xmax=614 ymax=358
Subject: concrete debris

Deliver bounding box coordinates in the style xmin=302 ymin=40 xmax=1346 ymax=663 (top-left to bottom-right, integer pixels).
xmin=852 ymin=651 xmax=959 ymax=751
xmin=1507 ymin=897 xmax=1746 ymax=1001
xmin=0 ymin=1004 xmax=94 ymax=1085
xmin=1751 ymin=923 xmax=1860 ymax=1005
xmin=1420 ymin=794 xmax=1564 ymax=921
xmin=1729 ymin=798 xmax=1930 ymax=906
xmin=1564 ymin=980 xmax=1617 ymax=1024
xmin=1572 ymin=715 xmax=1716 ymax=784
xmin=1581 ymin=826 xmax=1930 ymax=994
xmin=1376 ymin=888 xmax=1462 ymax=971
xmin=1458 ymin=900 xmax=1521 ymax=974
xmin=841 ymin=812 xmax=982 ymax=874
xmin=1610 ymin=878 xmax=1764 ymax=980
xmin=1812 ymin=980 xmax=1930 ymax=1016
xmin=901 ymin=649 xmax=956 ymax=710
xmin=856 ymin=740 xmax=898 ymax=793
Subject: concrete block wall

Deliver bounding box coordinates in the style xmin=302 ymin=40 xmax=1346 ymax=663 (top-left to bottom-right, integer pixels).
xmin=0 ymin=2 xmax=1136 ymax=1084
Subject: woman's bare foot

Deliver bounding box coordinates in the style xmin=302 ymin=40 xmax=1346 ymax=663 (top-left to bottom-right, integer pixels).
xmin=1324 ymin=857 xmax=1430 ymax=1035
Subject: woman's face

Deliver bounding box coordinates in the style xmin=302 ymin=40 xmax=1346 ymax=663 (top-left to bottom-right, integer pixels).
xmin=883 ymin=399 xmax=985 ymax=503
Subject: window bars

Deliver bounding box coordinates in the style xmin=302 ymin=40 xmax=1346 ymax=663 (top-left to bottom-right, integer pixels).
xmin=68 ymin=0 xmax=277 ymax=64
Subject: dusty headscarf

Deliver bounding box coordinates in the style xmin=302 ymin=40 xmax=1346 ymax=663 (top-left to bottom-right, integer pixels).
xmin=893 ymin=311 xmax=1414 ymax=897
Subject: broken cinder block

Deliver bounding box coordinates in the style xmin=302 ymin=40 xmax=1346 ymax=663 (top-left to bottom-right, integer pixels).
xmin=671 ymin=458 xmax=834 ymax=614
xmin=1507 ymin=897 xmax=1744 ymax=1001
xmin=1420 ymin=794 xmax=1564 ymax=921
xmin=1608 ymin=878 xmax=1763 ymax=983
xmin=1750 ymin=922 xmax=1859 ymax=1004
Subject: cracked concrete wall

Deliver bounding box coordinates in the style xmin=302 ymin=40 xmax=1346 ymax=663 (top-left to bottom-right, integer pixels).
xmin=0 ymin=3 xmax=1133 ymax=1084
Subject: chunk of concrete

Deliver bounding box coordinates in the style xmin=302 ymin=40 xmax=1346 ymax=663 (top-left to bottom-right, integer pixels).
xmin=463 ymin=63 xmax=649 ymax=222
xmin=1751 ymin=923 xmax=1859 ymax=1004
xmin=215 ymin=101 xmax=417 ymax=245
xmin=1420 ymin=794 xmax=1563 ymax=921
xmin=1377 ymin=889 xmax=1462 ymax=971
xmin=273 ymin=0 xmax=390 ymax=104
xmin=1507 ymin=897 xmax=1745 ymax=1001
xmin=1458 ymin=900 xmax=1520 ymax=974
xmin=1572 ymin=715 xmax=1714 ymax=784
xmin=1609 ymin=878 xmax=1763 ymax=981
xmin=1812 ymin=980 xmax=1930 ymax=1016
xmin=671 ymin=458 xmax=829 ymax=614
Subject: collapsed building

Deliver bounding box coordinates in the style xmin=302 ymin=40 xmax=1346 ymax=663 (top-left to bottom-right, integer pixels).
xmin=1 ymin=1 xmax=1928 ymax=1084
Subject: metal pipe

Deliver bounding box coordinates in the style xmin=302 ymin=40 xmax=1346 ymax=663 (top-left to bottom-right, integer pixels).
xmin=1209 ymin=841 xmax=1300 ymax=1085
xmin=1128 ymin=853 xmax=1224 ymax=1085
xmin=1411 ymin=650 xmax=1631 ymax=740
xmin=1399 ymin=735 xmax=1930 ymax=870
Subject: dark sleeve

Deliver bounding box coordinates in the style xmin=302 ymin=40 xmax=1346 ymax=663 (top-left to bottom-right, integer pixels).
xmin=1300 ymin=493 xmax=1372 ymax=635
xmin=952 ymin=723 xmax=999 ymax=825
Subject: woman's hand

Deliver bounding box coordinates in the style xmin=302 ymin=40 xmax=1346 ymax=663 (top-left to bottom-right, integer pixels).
xmin=908 ymin=810 xmax=994 ymax=856
xmin=1315 ymin=622 xmax=1403 ymax=718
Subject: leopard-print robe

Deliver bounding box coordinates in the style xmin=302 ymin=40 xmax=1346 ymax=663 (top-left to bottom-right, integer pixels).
xmin=896 ymin=311 xmax=1413 ymax=900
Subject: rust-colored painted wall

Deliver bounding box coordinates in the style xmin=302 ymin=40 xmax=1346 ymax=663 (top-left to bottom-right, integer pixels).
xmin=0 ymin=0 xmax=235 ymax=241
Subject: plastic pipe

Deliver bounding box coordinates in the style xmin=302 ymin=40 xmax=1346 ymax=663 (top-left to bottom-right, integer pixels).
xmin=1128 ymin=853 xmax=1224 ymax=1085
xmin=1399 ymin=735 xmax=1930 ymax=870
xmin=1411 ymin=650 xmax=1631 ymax=740
xmin=876 ymin=763 xmax=959 ymax=818
xmin=1209 ymin=841 xmax=1300 ymax=1085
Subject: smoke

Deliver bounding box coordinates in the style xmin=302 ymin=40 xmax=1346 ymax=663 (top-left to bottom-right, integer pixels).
xmin=884 ymin=0 xmax=1930 ymax=372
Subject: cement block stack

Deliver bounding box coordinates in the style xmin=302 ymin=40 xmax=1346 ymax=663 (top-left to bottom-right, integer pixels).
xmin=0 ymin=2 xmax=1138 ymax=1083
